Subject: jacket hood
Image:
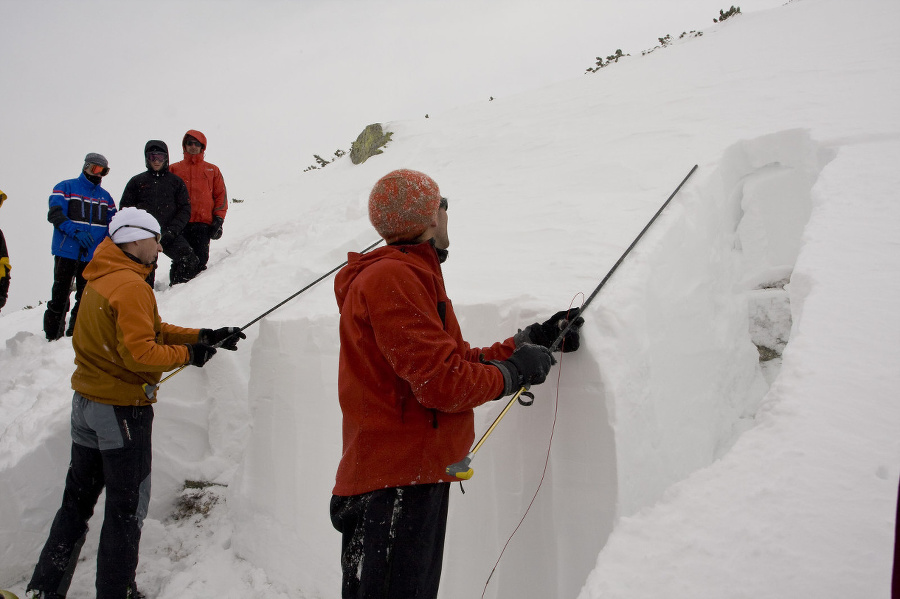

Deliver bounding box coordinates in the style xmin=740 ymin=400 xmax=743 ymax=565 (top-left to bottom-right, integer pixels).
xmin=182 ymin=129 xmax=207 ymax=163
xmin=144 ymin=139 xmax=170 ymax=171
xmin=182 ymin=129 xmax=207 ymax=150
xmin=334 ymin=242 xmax=439 ymax=312
xmin=83 ymin=237 xmax=153 ymax=283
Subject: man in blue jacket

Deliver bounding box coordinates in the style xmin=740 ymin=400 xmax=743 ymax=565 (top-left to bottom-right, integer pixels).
xmin=44 ymin=153 xmax=117 ymax=340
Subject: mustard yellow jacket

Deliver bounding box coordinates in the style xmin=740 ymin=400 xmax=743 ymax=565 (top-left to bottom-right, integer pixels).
xmin=71 ymin=237 xmax=199 ymax=405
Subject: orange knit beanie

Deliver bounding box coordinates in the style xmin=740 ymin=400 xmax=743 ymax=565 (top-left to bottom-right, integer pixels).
xmin=368 ymin=169 xmax=441 ymax=243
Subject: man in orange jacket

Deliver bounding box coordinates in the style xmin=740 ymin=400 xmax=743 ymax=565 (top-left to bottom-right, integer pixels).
xmin=26 ymin=207 xmax=244 ymax=599
xmin=330 ymin=169 xmax=583 ymax=599
xmin=169 ymin=130 xmax=227 ymax=280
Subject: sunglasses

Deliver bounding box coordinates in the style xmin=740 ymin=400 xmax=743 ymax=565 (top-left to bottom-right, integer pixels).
xmin=146 ymin=152 xmax=167 ymax=162
xmin=85 ymin=163 xmax=110 ymax=177
xmin=185 ymin=139 xmax=202 ymax=147
xmin=439 ymin=197 xmax=449 ymax=211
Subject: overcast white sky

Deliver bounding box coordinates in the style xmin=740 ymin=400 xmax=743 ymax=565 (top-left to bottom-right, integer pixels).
xmin=0 ymin=0 xmax=786 ymax=311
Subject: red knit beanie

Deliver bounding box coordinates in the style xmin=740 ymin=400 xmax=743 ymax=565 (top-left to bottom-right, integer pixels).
xmin=369 ymin=169 xmax=441 ymax=243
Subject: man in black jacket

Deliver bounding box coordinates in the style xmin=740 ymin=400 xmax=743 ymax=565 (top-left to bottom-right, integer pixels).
xmin=120 ymin=140 xmax=199 ymax=286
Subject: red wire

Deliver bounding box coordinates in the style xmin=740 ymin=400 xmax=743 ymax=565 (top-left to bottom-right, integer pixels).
xmin=481 ymin=295 xmax=585 ymax=598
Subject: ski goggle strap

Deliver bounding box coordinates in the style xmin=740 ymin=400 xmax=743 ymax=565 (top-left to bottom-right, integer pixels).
xmin=110 ymin=224 xmax=162 ymax=243
xmin=84 ymin=162 xmax=110 ymax=177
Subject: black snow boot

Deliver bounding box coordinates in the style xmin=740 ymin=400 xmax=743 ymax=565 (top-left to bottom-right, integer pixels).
xmin=126 ymin=582 xmax=145 ymax=599
xmin=43 ymin=306 xmax=66 ymax=341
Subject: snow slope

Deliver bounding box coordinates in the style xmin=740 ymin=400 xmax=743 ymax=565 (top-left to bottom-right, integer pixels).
xmin=1 ymin=0 xmax=899 ymax=597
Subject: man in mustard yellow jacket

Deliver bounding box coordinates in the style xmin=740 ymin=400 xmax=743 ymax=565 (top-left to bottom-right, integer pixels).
xmin=26 ymin=207 xmax=245 ymax=599
xmin=0 ymin=189 xmax=9 ymax=311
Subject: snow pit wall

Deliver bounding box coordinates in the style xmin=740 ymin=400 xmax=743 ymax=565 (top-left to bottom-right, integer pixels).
xmin=0 ymin=417 xmax=70 ymax=585
xmin=595 ymin=129 xmax=832 ymax=519
xmin=230 ymin=316 xmax=344 ymax=597
xmin=228 ymin=129 xmax=831 ymax=599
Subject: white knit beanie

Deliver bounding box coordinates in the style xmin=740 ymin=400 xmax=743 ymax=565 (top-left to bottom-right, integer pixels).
xmin=109 ymin=207 xmax=161 ymax=244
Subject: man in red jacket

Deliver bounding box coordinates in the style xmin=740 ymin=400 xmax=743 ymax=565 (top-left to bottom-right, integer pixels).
xmin=330 ymin=169 xmax=583 ymax=599
xmin=169 ymin=130 xmax=227 ymax=281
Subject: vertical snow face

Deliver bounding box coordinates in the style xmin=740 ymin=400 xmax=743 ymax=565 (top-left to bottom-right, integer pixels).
xmin=728 ymin=129 xmax=835 ymax=384
xmin=229 ymin=315 xmax=344 ymax=597
xmin=593 ymin=130 xmax=832 ymax=522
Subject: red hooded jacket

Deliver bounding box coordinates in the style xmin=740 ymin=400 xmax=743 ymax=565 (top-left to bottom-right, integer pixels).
xmin=333 ymin=242 xmax=515 ymax=496
xmin=169 ymin=130 xmax=228 ymax=225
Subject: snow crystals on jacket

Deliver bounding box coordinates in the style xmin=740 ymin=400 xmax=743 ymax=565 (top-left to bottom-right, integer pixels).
xmin=333 ymin=242 xmax=515 ymax=496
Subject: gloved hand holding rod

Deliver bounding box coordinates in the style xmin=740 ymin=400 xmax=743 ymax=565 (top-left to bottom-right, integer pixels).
xmin=446 ymin=164 xmax=699 ymax=480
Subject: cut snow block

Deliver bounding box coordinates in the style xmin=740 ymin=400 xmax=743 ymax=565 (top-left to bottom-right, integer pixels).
xmin=229 ymin=315 xmax=342 ymax=596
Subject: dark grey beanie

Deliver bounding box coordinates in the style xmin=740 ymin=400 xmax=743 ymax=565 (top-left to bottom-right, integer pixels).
xmin=84 ymin=152 xmax=109 ymax=168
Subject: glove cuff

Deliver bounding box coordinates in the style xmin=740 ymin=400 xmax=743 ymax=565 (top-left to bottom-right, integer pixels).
xmin=184 ymin=344 xmax=194 ymax=366
xmin=488 ymin=360 xmax=519 ymax=398
xmin=198 ymin=329 xmax=212 ymax=345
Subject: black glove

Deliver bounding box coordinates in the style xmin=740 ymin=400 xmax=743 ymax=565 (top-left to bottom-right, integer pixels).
xmin=491 ymin=344 xmax=555 ymax=396
xmin=0 ymin=295 xmax=6 ymax=310
xmin=72 ymin=230 xmax=95 ymax=250
xmin=187 ymin=342 xmax=217 ymax=367
xmin=210 ymin=217 xmax=224 ymax=241
xmin=516 ymin=308 xmax=584 ymax=353
xmin=199 ymin=326 xmax=246 ymax=350
xmin=160 ymin=229 xmax=176 ymax=248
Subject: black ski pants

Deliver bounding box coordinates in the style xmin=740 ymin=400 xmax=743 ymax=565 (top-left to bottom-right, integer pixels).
xmin=330 ymin=482 xmax=450 ymax=599
xmin=29 ymin=393 xmax=152 ymax=599
xmin=144 ymin=233 xmax=200 ymax=287
xmin=43 ymin=256 xmax=88 ymax=339
xmin=182 ymin=222 xmax=214 ymax=272
xmin=164 ymin=232 xmax=200 ymax=286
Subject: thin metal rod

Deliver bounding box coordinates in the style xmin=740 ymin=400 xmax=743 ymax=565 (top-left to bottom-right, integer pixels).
xmin=449 ymin=165 xmax=699 ymax=477
xmin=147 ymin=238 xmax=384 ymax=395
xmin=471 ymin=387 xmax=528 ymax=455
xmin=239 ymin=238 xmax=384 ymax=331
xmin=549 ymin=164 xmax=698 ymax=352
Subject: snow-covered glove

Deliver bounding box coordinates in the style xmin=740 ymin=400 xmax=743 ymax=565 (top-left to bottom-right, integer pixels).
xmin=210 ymin=217 xmax=224 ymax=240
xmin=199 ymin=326 xmax=245 ymax=351
xmin=491 ymin=344 xmax=556 ymax=396
xmin=72 ymin=230 xmax=95 ymax=250
xmin=515 ymin=308 xmax=584 ymax=353
xmin=187 ymin=342 xmax=217 ymax=367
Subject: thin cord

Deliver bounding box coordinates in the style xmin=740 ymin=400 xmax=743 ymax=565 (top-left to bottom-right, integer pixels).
xmin=481 ymin=294 xmax=585 ymax=598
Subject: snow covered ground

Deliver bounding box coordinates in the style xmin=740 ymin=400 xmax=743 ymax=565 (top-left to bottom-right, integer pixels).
xmin=1 ymin=0 xmax=898 ymax=597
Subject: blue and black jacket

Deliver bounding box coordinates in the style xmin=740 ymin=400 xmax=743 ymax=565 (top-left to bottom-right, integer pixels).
xmin=48 ymin=172 xmax=117 ymax=261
